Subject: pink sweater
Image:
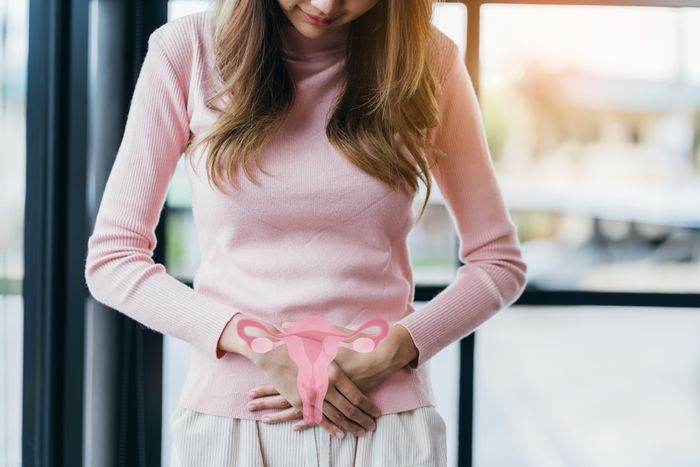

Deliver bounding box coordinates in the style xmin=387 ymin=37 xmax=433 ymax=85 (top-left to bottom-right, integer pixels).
xmin=84 ymin=10 xmax=527 ymax=420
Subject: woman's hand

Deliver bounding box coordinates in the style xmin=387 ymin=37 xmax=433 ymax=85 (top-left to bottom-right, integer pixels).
xmin=247 ymin=323 xmax=406 ymax=436
xmin=249 ymin=336 xmax=383 ymax=439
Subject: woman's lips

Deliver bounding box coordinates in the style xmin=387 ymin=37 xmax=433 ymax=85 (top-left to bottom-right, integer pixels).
xmin=302 ymin=10 xmax=336 ymax=26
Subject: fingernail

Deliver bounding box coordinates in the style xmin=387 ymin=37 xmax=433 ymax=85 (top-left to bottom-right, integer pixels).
xmin=368 ymin=422 xmax=376 ymax=430
xmin=293 ymin=425 xmax=301 ymax=431
xmin=247 ymin=403 xmax=255 ymax=410
xmin=335 ymin=430 xmax=344 ymax=439
xmin=262 ymin=417 xmax=271 ymax=423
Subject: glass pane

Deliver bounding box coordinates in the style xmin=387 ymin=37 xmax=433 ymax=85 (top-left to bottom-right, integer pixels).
xmin=480 ymin=4 xmax=700 ymax=293
xmin=432 ymin=1 xmax=467 ymax=60
xmin=1 ymin=1 xmax=28 ymax=466
xmin=164 ymin=164 xmax=196 ymax=281
xmin=475 ymin=305 xmax=700 ymax=466
xmin=410 ymin=1 xmax=468 ymax=287
xmin=168 ymin=0 xmax=210 ymax=21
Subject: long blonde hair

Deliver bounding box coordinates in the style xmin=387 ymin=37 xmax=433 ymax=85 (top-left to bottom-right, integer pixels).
xmin=186 ymin=0 xmax=449 ymax=221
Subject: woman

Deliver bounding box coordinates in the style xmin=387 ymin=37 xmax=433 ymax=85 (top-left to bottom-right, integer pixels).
xmin=84 ymin=0 xmax=528 ymax=465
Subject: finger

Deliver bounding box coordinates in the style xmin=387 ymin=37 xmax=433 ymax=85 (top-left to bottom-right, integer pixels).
xmin=324 ymin=387 xmax=375 ymax=434
xmin=323 ymin=399 xmax=370 ymax=437
xmin=247 ymin=394 xmax=292 ymax=412
xmin=331 ymin=367 xmax=382 ymax=418
xmin=291 ymin=405 xmax=353 ymax=439
xmin=259 ymin=405 xmax=303 ymax=424
xmin=248 ymin=383 xmax=279 ymax=399
xmin=316 ymin=411 xmax=349 ymax=439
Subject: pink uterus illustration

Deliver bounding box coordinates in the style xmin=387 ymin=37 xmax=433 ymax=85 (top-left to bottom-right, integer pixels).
xmin=237 ymin=315 xmax=389 ymax=426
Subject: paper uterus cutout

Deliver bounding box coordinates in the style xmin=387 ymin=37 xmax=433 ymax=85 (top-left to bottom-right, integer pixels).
xmin=237 ymin=315 xmax=389 ymax=426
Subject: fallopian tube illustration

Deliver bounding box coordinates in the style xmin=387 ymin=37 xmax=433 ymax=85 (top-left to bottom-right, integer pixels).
xmin=236 ymin=315 xmax=389 ymax=426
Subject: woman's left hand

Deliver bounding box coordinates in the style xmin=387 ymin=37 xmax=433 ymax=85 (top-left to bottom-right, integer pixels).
xmin=246 ymin=324 xmax=400 ymax=432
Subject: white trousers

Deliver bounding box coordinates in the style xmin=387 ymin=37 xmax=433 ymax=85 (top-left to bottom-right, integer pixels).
xmin=168 ymin=405 xmax=447 ymax=467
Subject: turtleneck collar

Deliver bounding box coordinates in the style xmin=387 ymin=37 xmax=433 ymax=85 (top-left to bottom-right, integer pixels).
xmin=280 ymin=22 xmax=349 ymax=63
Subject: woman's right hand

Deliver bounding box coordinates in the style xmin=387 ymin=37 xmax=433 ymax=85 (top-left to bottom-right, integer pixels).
xmin=248 ymin=336 xmax=380 ymax=439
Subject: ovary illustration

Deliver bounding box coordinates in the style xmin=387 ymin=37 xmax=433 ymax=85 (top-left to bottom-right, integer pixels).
xmin=236 ymin=315 xmax=389 ymax=426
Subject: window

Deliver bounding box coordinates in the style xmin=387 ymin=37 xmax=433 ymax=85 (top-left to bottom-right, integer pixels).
xmin=1 ymin=1 xmax=29 ymax=466
xmin=480 ymin=4 xmax=700 ymax=293
xmin=475 ymin=4 xmax=700 ymax=466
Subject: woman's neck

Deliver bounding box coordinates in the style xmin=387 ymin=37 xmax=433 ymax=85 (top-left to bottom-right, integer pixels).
xmin=280 ymin=22 xmax=349 ymax=63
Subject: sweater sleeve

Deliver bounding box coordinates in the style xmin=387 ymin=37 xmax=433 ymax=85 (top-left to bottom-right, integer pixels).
xmin=395 ymin=39 xmax=528 ymax=369
xmin=84 ymin=29 xmax=239 ymax=360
